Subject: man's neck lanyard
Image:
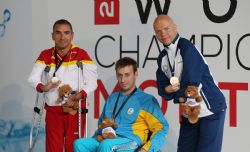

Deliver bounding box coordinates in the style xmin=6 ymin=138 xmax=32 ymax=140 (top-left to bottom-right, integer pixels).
xmin=112 ymin=88 xmax=137 ymax=119
xmin=53 ymin=49 xmax=69 ymax=77
xmin=165 ymin=44 xmax=179 ymax=77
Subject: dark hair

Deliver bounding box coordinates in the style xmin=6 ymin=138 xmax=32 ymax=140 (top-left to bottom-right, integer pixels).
xmin=115 ymin=57 xmax=137 ymax=73
xmin=53 ymin=19 xmax=73 ymax=32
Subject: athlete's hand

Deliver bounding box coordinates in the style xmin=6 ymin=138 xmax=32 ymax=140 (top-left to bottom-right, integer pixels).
xmin=67 ymin=92 xmax=82 ymax=102
xmin=65 ymin=100 xmax=75 ymax=107
xmin=41 ymin=81 xmax=61 ymax=92
xmin=138 ymin=148 xmax=147 ymax=152
xmin=165 ymin=83 xmax=180 ymax=93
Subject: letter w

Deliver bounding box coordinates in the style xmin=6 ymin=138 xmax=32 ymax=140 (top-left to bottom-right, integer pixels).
xmin=135 ymin=0 xmax=171 ymax=24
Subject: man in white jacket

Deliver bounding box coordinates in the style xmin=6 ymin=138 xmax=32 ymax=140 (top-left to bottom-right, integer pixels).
xmin=28 ymin=19 xmax=98 ymax=152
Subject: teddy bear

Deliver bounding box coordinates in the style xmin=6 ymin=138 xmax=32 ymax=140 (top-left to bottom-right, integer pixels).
xmin=179 ymin=85 xmax=203 ymax=124
xmin=57 ymin=84 xmax=79 ymax=115
xmin=95 ymin=117 xmax=118 ymax=142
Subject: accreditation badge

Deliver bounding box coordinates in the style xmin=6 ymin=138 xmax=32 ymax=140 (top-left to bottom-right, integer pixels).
xmin=162 ymin=65 xmax=168 ymax=72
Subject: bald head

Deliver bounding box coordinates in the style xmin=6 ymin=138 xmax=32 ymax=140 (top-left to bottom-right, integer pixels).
xmin=153 ymin=15 xmax=177 ymax=45
xmin=153 ymin=15 xmax=175 ymax=27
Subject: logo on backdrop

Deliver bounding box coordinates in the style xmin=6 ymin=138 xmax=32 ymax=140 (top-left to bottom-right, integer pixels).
xmin=94 ymin=0 xmax=238 ymax=25
xmin=0 ymin=9 xmax=11 ymax=38
xmin=94 ymin=0 xmax=120 ymax=24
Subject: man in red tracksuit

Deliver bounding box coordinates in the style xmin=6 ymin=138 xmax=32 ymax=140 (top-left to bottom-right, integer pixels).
xmin=28 ymin=19 xmax=98 ymax=152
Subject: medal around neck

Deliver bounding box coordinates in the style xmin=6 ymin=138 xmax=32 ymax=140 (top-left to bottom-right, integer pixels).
xmin=51 ymin=77 xmax=60 ymax=84
xmin=170 ymin=76 xmax=179 ymax=85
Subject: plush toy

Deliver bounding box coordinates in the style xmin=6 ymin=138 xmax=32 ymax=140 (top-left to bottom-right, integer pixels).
xmin=179 ymin=86 xmax=203 ymax=124
xmin=96 ymin=117 xmax=118 ymax=142
xmin=57 ymin=84 xmax=78 ymax=115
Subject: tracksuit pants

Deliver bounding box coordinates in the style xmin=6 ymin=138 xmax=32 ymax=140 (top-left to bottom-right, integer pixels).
xmin=177 ymin=109 xmax=226 ymax=152
xmin=74 ymin=136 xmax=138 ymax=152
xmin=45 ymin=103 xmax=86 ymax=152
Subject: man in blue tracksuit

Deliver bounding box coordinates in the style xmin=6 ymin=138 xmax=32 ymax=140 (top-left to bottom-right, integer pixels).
xmin=153 ymin=15 xmax=227 ymax=152
xmin=74 ymin=57 xmax=169 ymax=152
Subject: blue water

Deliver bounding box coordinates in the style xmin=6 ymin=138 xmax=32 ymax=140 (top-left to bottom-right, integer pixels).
xmin=0 ymin=119 xmax=45 ymax=152
xmin=0 ymin=9 xmax=11 ymax=38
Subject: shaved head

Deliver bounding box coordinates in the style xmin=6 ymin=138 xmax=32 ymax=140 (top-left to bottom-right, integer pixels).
xmin=153 ymin=15 xmax=175 ymax=28
xmin=153 ymin=15 xmax=177 ymax=45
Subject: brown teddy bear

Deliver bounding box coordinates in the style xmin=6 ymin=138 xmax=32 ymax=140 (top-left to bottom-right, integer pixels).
xmin=96 ymin=117 xmax=118 ymax=142
xmin=179 ymin=86 xmax=203 ymax=124
xmin=57 ymin=84 xmax=78 ymax=115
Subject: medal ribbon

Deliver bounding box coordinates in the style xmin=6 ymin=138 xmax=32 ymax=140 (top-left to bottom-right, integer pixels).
xmin=53 ymin=48 xmax=69 ymax=77
xmin=165 ymin=44 xmax=179 ymax=77
xmin=112 ymin=88 xmax=137 ymax=119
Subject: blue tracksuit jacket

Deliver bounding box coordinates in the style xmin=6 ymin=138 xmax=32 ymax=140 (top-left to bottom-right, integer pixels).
xmin=156 ymin=37 xmax=227 ymax=113
xmin=98 ymin=88 xmax=169 ymax=152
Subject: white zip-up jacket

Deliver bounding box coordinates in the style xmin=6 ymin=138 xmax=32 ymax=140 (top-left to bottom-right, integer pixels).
xmin=28 ymin=45 xmax=98 ymax=106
